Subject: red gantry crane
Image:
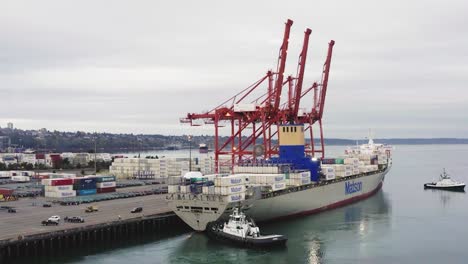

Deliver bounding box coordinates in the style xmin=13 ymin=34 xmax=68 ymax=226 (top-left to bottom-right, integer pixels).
xmin=180 ymin=19 xmax=335 ymax=172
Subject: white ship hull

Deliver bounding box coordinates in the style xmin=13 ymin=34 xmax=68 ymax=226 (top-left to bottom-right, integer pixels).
xmin=167 ymin=167 xmax=389 ymax=231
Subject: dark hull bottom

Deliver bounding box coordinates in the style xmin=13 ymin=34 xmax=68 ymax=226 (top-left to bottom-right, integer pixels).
xmin=207 ymin=225 xmax=287 ymax=248
xmin=424 ymin=184 xmax=465 ymax=192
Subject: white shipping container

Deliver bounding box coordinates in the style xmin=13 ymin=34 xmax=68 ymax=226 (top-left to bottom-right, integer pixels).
xmin=299 ymin=171 xmax=311 ymax=178
xmin=49 ymin=173 xmax=76 ymax=179
xmin=168 ymin=185 xmax=180 ymax=193
xmin=222 ymin=192 xmax=246 ymax=203
xmin=45 ymin=185 xmax=73 ymax=192
xmin=215 ymin=175 xmax=246 ymax=186
xmin=271 ymin=182 xmax=286 ymax=191
xmin=344 ymin=158 xmax=359 ymax=165
xmin=332 ymin=165 xmax=353 ymax=171
xmin=359 ymin=167 xmax=369 ymax=173
xmin=11 ymin=175 xmax=30 ymax=182
xmin=325 ymin=174 xmax=336 ymax=180
xmin=336 ymin=170 xmax=352 ymax=177
xmin=96 ymin=182 xmax=116 ymax=188
xmin=45 ymin=190 xmax=76 ymax=198
xmin=321 ymin=166 xmax=335 ymax=173
xmin=289 ymin=172 xmax=310 ymax=179
xmin=264 ymin=174 xmax=286 ymax=184
xmin=287 ymin=178 xmax=311 ymax=186
xmin=179 ymin=185 xmax=191 ymax=193
xmin=219 ymin=185 xmax=245 ymax=195
xmin=208 ymin=186 xmax=215 ymax=194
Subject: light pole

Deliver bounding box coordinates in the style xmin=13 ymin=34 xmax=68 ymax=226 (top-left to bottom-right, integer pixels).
xmin=94 ymin=133 xmax=97 ymax=175
xmin=188 ymin=135 xmax=192 ymax=171
xmin=137 ymin=136 xmax=141 ymax=179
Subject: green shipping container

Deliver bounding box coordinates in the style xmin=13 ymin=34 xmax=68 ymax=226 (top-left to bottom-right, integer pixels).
xmin=335 ymin=158 xmax=345 ymax=164
xmin=95 ymin=176 xmax=116 ymax=182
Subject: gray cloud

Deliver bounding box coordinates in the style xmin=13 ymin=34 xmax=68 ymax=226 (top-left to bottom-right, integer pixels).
xmin=1 ymin=0 xmax=467 ymax=138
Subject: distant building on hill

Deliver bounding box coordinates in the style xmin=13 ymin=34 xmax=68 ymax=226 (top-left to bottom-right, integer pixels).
xmin=0 ymin=136 xmax=11 ymax=151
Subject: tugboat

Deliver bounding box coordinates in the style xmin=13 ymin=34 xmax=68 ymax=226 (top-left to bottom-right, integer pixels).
xmin=424 ymin=169 xmax=465 ymax=192
xmin=208 ymin=208 xmax=287 ymax=247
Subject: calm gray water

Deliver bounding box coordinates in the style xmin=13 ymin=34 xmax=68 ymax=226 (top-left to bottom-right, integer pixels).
xmin=26 ymin=145 xmax=468 ymax=263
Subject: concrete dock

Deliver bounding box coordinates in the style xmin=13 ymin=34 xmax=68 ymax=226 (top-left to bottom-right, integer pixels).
xmin=0 ymin=187 xmax=188 ymax=262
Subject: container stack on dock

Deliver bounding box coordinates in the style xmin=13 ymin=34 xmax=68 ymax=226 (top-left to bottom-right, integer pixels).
xmin=110 ymin=157 xmax=216 ymax=179
xmin=72 ymin=177 xmax=97 ymax=196
xmin=42 ymin=178 xmax=76 ymax=198
xmin=11 ymin=175 xmax=31 ymax=182
xmin=95 ymin=175 xmax=117 ymax=193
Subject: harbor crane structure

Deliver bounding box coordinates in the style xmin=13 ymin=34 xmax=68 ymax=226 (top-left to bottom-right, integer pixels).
xmin=180 ymin=19 xmax=335 ymax=172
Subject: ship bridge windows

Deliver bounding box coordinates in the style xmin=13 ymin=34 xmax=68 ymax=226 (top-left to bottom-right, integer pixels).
xmin=281 ymin=126 xmax=300 ymax=133
xmin=191 ymin=206 xmax=203 ymax=213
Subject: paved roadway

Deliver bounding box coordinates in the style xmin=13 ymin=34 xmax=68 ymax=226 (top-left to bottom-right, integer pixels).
xmin=0 ymin=187 xmax=171 ymax=241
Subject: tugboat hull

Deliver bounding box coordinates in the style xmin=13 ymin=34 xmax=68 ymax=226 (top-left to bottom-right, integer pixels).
xmin=424 ymin=183 xmax=465 ymax=192
xmin=207 ymin=223 xmax=287 ymax=248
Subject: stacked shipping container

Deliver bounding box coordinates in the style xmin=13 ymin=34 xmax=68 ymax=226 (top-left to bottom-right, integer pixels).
xmin=73 ymin=177 xmax=97 ymax=196
xmin=42 ymin=178 xmax=76 ymax=198
xmin=110 ymin=157 xmax=215 ymax=179
xmin=95 ymin=176 xmax=116 ymax=193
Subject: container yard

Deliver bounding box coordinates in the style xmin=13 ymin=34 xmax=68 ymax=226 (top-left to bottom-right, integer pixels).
xmin=0 ymin=182 xmax=180 ymax=262
xmin=110 ymin=157 xmax=216 ymax=179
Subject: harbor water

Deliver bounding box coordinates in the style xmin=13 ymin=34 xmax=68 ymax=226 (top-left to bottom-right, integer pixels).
xmin=17 ymin=145 xmax=468 ymax=263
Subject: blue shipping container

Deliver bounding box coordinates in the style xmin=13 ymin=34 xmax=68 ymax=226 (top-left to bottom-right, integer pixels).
xmin=77 ymin=189 xmax=97 ymax=196
xmin=74 ymin=178 xmax=97 ymax=190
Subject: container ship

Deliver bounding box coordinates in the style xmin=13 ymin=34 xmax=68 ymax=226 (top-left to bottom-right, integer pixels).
xmin=167 ymin=19 xmax=392 ymax=231
xmin=166 ymin=125 xmax=392 ymax=231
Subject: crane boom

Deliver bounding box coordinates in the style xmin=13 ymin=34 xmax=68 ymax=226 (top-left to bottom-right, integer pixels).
xmin=273 ymin=19 xmax=293 ymax=111
xmin=318 ymin=40 xmax=335 ymax=119
xmin=292 ymin=28 xmax=312 ymax=121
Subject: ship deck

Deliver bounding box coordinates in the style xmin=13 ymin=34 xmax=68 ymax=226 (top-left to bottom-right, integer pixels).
xmin=260 ymin=166 xmax=389 ymax=200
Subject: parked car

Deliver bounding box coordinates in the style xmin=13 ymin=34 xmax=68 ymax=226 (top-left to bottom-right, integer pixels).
xmin=43 ymin=203 xmax=52 ymax=207
xmin=64 ymin=216 xmax=85 ymax=223
xmin=131 ymin=207 xmax=143 ymax=213
xmin=48 ymin=215 xmax=60 ymax=224
xmin=7 ymin=208 xmax=16 ymax=213
xmin=41 ymin=220 xmax=58 ymax=226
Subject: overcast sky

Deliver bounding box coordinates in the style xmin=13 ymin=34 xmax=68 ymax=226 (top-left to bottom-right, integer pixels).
xmin=1 ymin=0 xmax=467 ymax=138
